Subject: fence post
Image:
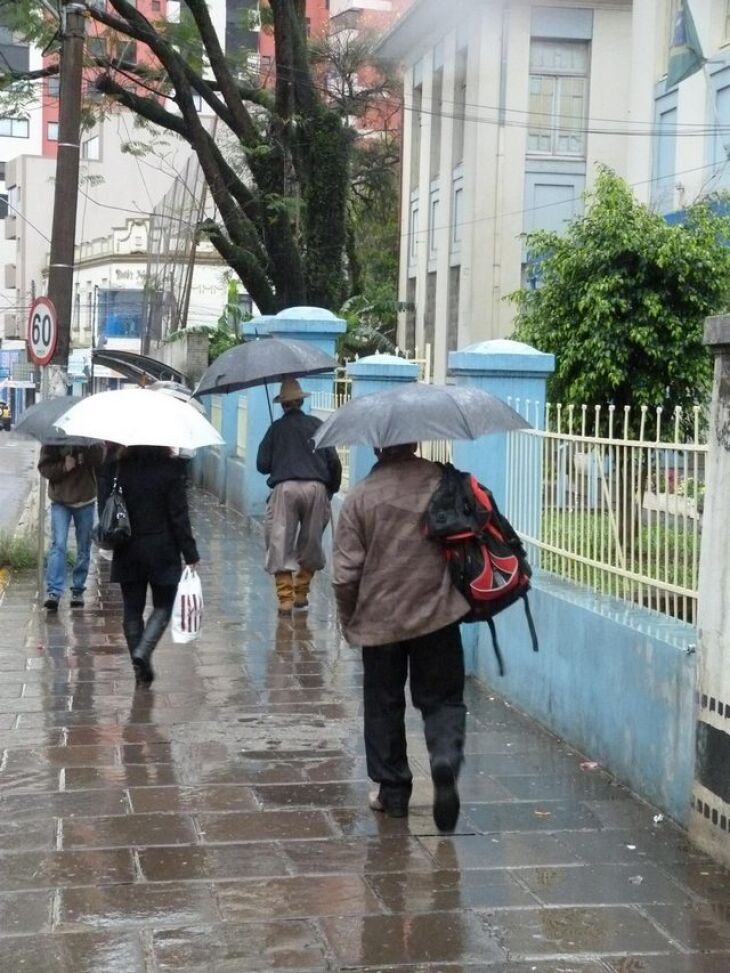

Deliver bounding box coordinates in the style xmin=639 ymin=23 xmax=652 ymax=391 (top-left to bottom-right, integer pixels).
xmin=691 ymin=315 xmax=730 ymax=867
xmin=346 ymin=354 xmax=420 ymax=484
xmin=448 ymin=339 xmax=555 ymax=509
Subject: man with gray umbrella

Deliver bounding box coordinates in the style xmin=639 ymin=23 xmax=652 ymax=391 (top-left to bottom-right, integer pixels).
xmin=257 ymin=378 xmax=342 ymax=615
xmin=332 ymin=442 xmax=470 ymax=832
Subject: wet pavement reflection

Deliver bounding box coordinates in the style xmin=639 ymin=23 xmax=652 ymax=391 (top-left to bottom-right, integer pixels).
xmin=0 ymin=491 xmax=728 ymax=971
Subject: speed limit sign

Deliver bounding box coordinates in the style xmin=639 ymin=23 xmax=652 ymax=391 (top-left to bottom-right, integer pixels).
xmin=27 ymin=297 xmax=58 ymax=366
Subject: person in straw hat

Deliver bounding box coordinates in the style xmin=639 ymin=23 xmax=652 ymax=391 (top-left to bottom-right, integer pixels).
xmin=257 ymin=377 xmax=342 ymax=615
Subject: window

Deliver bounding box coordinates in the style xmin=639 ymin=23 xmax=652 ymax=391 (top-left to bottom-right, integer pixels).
xmin=453 ymin=48 xmax=467 ymax=166
xmin=404 ymin=278 xmax=416 ymax=353
xmin=430 ymin=68 xmax=443 ymax=179
xmin=452 ymin=184 xmax=463 ymax=249
xmin=47 ymin=121 xmax=59 ymax=141
xmin=0 ymin=116 xmax=29 ymax=138
xmin=410 ymin=84 xmax=422 ymax=189
xmin=527 ymin=39 xmax=589 ymax=157
xmin=48 ymin=76 xmax=60 ymax=98
xmin=423 ymin=271 xmax=437 ymax=352
xmin=0 ymin=194 xmax=7 ymax=220
xmin=81 ymin=135 xmax=100 ymax=160
xmin=152 ymin=0 xmax=161 ymax=9
xmin=87 ymin=36 xmax=106 ymax=60
xmin=447 ymin=265 xmax=460 ymax=354
xmin=429 ymin=194 xmax=440 ymax=257
xmin=408 ymin=200 xmax=419 ymax=264
xmin=0 ymin=162 xmax=5 ymax=182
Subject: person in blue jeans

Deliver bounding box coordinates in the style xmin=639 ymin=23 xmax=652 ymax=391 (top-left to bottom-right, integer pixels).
xmin=38 ymin=443 xmax=105 ymax=610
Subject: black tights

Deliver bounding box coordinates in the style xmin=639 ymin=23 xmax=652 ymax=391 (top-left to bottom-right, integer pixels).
xmin=121 ymin=581 xmax=177 ymax=630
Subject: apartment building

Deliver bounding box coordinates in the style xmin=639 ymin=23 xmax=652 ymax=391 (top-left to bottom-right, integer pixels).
xmin=625 ymin=0 xmax=730 ymax=214
xmin=379 ymin=0 xmax=634 ymax=381
xmin=0 ymin=20 xmax=45 ymax=337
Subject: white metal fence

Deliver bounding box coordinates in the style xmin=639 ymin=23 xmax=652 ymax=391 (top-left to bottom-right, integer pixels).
xmin=506 ymin=402 xmax=707 ymax=625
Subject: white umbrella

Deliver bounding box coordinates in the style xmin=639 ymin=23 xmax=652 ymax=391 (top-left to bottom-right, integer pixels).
xmin=53 ymin=388 xmax=223 ymax=450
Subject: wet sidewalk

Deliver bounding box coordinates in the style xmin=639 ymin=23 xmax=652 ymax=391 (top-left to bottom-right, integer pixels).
xmin=0 ymin=491 xmax=728 ymax=972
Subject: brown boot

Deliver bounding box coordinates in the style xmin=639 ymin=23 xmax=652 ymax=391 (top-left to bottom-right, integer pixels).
xmin=293 ymin=568 xmax=314 ymax=610
xmin=274 ymin=572 xmax=294 ymax=616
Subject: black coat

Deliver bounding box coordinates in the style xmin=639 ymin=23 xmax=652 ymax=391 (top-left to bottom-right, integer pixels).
xmin=106 ymin=456 xmax=199 ymax=587
xmin=256 ymin=408 xmax=342 ymax=494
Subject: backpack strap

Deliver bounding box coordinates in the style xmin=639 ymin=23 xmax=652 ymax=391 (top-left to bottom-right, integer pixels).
xmin=522 ymin=593 xmax=539 ymax=654
xmin=486 ymin=618 xmax=506 ymax=677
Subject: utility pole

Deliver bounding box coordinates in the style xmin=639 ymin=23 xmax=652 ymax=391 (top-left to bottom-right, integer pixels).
xmin=46 ymin=1 xmax=86 ymax=398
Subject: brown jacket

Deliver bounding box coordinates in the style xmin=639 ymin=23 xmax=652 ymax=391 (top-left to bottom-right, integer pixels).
xmin=38 ymin=445 xmax=104 ymax=506
xmin=332 ymin=455 xmax=469 ymax=646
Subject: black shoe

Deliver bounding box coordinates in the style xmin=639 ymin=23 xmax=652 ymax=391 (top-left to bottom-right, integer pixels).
xmin=369 ymin=789 xmax=409 ymax=819
xmin=43 ymin=596 xmax=59 ymax=611
xmin=70 ymin=592 xmax=84 ymax=608
xmin=431 ymin=758 xmax=460 ymax=833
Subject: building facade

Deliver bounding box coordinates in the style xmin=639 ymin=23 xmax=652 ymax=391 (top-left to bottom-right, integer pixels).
xmin=380 ymin=0 xmax=634 ymax=381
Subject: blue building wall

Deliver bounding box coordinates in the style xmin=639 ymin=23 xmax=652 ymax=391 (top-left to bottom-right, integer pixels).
xmin=473 ymin=576 xmax=697 ymax=826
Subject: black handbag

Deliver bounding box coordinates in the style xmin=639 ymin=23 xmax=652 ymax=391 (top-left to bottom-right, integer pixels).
xmin=97 ymin=470 xmax=131 ymax=550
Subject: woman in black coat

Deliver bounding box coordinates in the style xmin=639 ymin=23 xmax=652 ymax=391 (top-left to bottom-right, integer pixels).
xmin=109 ymin=446 xmax=199 ymax=686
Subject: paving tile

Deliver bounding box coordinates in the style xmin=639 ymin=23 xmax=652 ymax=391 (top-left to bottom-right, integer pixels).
xmin=196 ymin=809 xmax=336 ymax=842
xmin=58 ymin=881 xmax=221 ymax=930
xmin=0 ymin=889 xmax=53 ymax=933
xmin=0 ymin=932 xmax=146 ymax=973
xmin=652 ymin=861 xmax=730 ymax=902
xmin=61 ymin=812 xmax=197 ymax=849
xmin=495 ymin=772 xmax=633 ymax=802
xmin=282 ymin=835 xmax=433 ymax=874
xmin=0 ymin=788 xmax=129 ymax=819
xmin=463 ymin=800 xmax=603 ymax=834
xmin=138 ymin=842 xmax=291 ymax=881
xmin=217 ymin=874 xmax=382 ymax=921
xmin=643 ymin=902 xmax=730 ymax=950
xmin=418 ymin=833 xmax=584 ymax=870
xmin=477 ymin=906 xmax=676 ymax=957
xmin=0 ymin=848 xmax=135 ymax=891
xmin=252 ymin=781 xmax=368 ymax=809
xmin=605 ymin=955 xmax=730 ymax=972
xmin=515 ymin=863 xmax=691 ymax=906
xmin=553 ymin=827 xmax=712 ymax=866
xmin=0 ymin=817 xmax=57 ymax=851
xmin=128 ymin=784 xmax=258 ymax=814
xmin=367 ymin=868 xmax=538 ymax=911
xmin=151 ymin=920 xmax=329 ymax=971
xmin=320 ymin=912 xmax=506 ymax=966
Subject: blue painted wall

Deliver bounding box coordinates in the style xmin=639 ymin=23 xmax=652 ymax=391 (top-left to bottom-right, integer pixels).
xmin=472 ymin=574 xmax=697 ymax=825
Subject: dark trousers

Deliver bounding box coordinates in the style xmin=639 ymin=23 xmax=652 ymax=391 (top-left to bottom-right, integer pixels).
xmin=120 ymin=581 xmax=177 ymax=630
xmin=362 ymin=622 xmax=466 ymax=808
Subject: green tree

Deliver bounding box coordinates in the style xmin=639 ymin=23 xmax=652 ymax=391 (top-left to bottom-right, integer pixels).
xmin=510 ymin=168 xmax=730 ymax=434
xmin=2 ymin=0 xmax=354 ymax=313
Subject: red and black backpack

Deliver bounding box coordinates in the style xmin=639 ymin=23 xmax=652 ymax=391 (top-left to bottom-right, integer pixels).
xmin=423 ymin=463 xmax=538 ymax=675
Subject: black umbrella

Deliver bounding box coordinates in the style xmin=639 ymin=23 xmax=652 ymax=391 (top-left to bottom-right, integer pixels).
xmin=14 ymin=396 xmax=99 ymax=446
xmin=312 ymin=383 xmax=530 ymax=449
xmin=194 ymin=336 xmax=336 ymax=419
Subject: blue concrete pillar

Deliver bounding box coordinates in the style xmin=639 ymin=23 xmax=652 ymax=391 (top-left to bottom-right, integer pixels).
xmin=449 ymin=339 xmax=555 ymax=511
xmin=346 ymin=354 xmax=420 ymax=484
xmin=449 ymin=340 xmax=554 ymax=672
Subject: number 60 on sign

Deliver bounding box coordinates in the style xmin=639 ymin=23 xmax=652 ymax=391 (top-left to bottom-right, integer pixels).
xmin=27 ymin=297 xmax=58 ymax=366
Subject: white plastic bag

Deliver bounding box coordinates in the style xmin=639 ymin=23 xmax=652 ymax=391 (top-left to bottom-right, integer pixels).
xmin=171 ymin=566 xmax=204 ymax=644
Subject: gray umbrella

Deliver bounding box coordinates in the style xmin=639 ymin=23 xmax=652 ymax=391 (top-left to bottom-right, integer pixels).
xmin=312 ymin=383 xmax=530 ymax=449
xmin=14 ymin=396 xmax=99 ymax=446
xmin=194 ymin=337 xmax=336 ymax=397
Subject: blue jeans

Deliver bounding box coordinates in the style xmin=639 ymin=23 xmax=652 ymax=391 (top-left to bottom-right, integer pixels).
xmin=46 ymin=501 xmax=95 ymax=598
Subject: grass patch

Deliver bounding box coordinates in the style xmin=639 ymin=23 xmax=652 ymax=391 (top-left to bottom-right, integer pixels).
xmin=0 ymin=531 xmax=38 ymax=570
xmin=541 ymin=510 xmax=700 ymax=593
